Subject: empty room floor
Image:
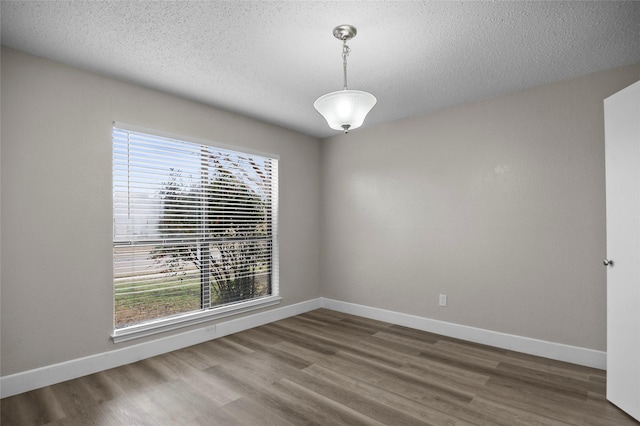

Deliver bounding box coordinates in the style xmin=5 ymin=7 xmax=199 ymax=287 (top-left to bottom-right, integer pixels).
xmin=1 ymin=309 xmax=637 ymax=425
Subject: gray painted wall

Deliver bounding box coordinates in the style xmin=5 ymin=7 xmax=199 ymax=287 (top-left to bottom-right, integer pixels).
xmin=0 ymin=47 xmax=322 ymax=376
xmin=321 ymin=63 xmax=640 ymax=351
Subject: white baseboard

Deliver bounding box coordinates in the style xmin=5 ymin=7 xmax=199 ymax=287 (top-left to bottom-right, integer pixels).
xmin=1 ymin=297 xmax=606 ymax=398
xmin=0 ymin=298 xmax=322 ymax=398
xmin=320 ymin=298 xmax=606 ymax=370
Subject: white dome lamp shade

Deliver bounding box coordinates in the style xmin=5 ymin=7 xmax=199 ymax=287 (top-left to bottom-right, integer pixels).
xmin=314 ymin=25 xmax=377 ymax=133
xmin=314 ymin=90 xmax=377 ymax=132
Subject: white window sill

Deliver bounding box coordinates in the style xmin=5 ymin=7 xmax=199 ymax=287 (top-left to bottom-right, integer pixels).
xmin=111 ymin=295 xmax=282 ymax=344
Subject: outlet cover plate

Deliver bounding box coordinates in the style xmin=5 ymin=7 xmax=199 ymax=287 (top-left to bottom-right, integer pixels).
xmin=439 ymin=294 xmax=447 ymax=307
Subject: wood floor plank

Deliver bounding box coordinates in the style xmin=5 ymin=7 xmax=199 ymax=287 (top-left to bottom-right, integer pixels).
xmin=223 ymin=332 xmax=311 ymax=370
xmin=132 ymin=379 xmax=231 ymax=424
xmin=467 ymin=396 xmax=575 ymax=426
xmin=494 ymin=361 xmax=592 ymax=398
xmin=274 ymin=320 xmax=406 ymax=368
xmin=437 ymin=340 xmax=594 ymax=383
xmin=302 ymin=363 xmax=477 ymax=426
xmin=170 ymin=342 xmax=225 ymax=369
xmin=1 ymin=386 xmax=65 ymax=425
xmin=298 ymin=308 xmax=354 ymax=323
xmin=372 ymin=329 xmax=441 ymax=352
xmin=332 ymin=350 xmax=477 ymax=405
xmin=286 ymin=368 xmax=440 ymax=426
xmin=401 ymin=361 xmax=491 ymax=389
xmin=418 ymin=343 xmax=501 ymax=371
xmin=274 ymin=339 xmax=340 ymax=367
xmin=204 ymin=364 xmax=329 ymax=425
xmin=476 ymin=375 xmax=631 ymax=426
xmin=366 ymin=333 xmax=431 ymax=356
xmin=97 ymin=364 xmax=151 ymax=399
xmin=2 ymin=309 xmax=638 ymax=426
xmin=259 ymin=322 xmax=339 ymax=355
xmin=221 ymin=396 xmax=297 ymax=426
xmin=73 ymin=371 xmax=122 ymax=405
xmin=277 ymin=378 xmax=390 ymax=426
xmin=46 ymin=398 xmax=155 ymax=426
xmin=359 ymin=336 xmax=494 ymax=389
xmin=337 ymin=315 xmax=394 ymax=332
xmin=388 ymin=324 xmax=449 ymax=344
xmin=47 ymin=379 xmax=102 ymax=420
xmin=288 ymin=314 xmax=380 ymax=341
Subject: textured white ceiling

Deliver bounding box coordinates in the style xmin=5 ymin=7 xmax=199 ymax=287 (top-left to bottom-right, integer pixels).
xmin=2 ymin=1 xmax=639 ymax=138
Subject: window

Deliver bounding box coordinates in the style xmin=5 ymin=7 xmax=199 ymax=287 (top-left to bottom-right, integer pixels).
xmin=112 ymin=124 xmax=279 ymax=342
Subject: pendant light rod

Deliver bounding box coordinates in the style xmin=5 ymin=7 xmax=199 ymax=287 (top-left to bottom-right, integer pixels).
xmin=333 ymin=25 xmax=356 ymax=90
xmin=342 ymin=40 xmax=350 ymax=90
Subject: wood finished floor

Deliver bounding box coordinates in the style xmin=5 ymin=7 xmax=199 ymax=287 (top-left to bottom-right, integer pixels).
xmin=1 ymin=309 xmax=638 ymax=426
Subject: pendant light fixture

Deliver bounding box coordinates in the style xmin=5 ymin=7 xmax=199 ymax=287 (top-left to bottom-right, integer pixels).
xmin=314 ymin=25 xmax=377 ymax=133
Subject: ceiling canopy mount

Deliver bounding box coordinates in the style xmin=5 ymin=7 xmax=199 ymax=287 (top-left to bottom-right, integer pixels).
xmin=332 ymin=24 xmax=357 ymax=41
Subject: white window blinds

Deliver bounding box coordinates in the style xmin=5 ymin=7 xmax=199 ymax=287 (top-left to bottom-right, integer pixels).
xmin=113 ymin=125 xmax=278 ymax=331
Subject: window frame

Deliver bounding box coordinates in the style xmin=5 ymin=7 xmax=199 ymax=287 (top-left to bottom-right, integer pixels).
xmin=111 ymin=122 xmax=280 ymax=343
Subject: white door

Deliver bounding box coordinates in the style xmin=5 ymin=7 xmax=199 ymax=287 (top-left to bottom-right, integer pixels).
xmin=605 ymin=79 xmax=640 ymax=422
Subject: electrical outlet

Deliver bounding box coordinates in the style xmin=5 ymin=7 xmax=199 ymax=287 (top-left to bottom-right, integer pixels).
xmin=439 ymin=294 xmax=447 ymax=307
